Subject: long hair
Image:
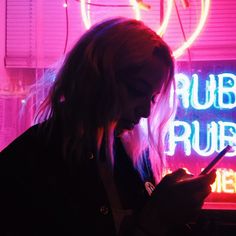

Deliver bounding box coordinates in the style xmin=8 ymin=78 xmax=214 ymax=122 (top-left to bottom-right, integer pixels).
xmin=35 ymin=17 xmax=176 ymax=182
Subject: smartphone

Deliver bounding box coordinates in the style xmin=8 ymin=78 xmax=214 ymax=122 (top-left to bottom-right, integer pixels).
xmin=199 ymin=145 xmax=232 ymax=175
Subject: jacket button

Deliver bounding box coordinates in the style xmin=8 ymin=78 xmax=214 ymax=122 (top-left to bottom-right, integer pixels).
xmin=88 ymin=152 xmax=94 ymax=160
xmin=100 ymin=205 xmax=109 ymax=215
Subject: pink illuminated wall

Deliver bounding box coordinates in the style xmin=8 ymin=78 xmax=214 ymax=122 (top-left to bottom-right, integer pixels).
xmin=1 ymin=0 xmax=236 ymax=208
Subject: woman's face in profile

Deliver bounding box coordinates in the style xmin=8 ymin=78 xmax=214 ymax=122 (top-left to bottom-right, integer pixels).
xmin=116 ymin=57 xmax=169 ymax=134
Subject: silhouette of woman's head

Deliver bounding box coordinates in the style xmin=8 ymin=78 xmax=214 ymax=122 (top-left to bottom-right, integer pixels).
xmin=37 ymin=17 xmax=175 ymax=180
xmin=43 ymin=17 xmax=174 ymax=131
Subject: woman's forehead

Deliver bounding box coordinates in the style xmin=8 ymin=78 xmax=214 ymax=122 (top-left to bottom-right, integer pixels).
xmin=123 ymin=57 xmax=169 ymax=87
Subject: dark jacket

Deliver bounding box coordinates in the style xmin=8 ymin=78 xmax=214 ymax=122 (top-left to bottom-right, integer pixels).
xmin=0 ymin=121 xmax=154 ymax=236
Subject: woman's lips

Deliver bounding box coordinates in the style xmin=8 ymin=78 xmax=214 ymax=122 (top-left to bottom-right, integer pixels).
xmin=123 ymin=119 xmax=140 ymax=130
xmin=133 ymin=119 xmax=140 ymax=125
xmin=116 ymin=118 xmax=141 ymax=133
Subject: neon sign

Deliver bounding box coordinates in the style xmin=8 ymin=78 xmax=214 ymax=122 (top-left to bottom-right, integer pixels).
xmin=79 ymin=0 xmax=210 ymax=59
xmin=167 ymin=120 xmax=236 ymax=156
xmin=171 ymin=73 xmax=236 ymax=110
xmin=211 ymin=169 xmax=236 ymax=194
xmin=167 ymin=72 xmax=236 ymax=156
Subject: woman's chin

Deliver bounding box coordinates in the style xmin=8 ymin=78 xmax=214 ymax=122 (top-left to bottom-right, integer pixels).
xmin=115 ymin=124 xmax=135 ymax=137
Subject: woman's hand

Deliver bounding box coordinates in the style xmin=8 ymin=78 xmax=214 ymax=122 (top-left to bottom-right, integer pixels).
xmin=136 ymin=168 xmax=216 ymax=235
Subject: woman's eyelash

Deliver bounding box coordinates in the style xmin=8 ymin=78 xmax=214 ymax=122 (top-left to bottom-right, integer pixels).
xmin=127 ymin=84 xmax=158 ymax=103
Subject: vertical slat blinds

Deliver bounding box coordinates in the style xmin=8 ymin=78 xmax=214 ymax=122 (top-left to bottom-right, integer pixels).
xmin=5 ymin=0 xmax=36 ymax=67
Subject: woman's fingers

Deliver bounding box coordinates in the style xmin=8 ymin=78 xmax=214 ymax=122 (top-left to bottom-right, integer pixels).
xmin=207 ymin=169 xmax=217 ymax=184
xmin=178 ymin=169 xmax=216 ymax=189
xmin=161 ymin=168 xmax=193 ymax=184
xmin=172 ymin=171 xmax=216 ymax=204
xmin=152 ymin=168 xmax=188 ymax=195
xmin=141 ymin=169 xmax=217 ymax=228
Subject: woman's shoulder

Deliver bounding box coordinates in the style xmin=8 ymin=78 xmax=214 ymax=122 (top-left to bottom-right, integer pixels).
xmin=0 ymin=120 xmax=57 ymax=159
xmin=0 ymin=120 xmax=63 ymax=176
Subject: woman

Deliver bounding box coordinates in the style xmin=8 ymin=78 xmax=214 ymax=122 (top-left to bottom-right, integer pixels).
xmin=0 ymin=17 xmax=215 ymax=235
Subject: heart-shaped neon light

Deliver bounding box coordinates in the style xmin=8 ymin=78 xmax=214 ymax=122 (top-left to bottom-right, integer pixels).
xmin=80 ymin=0 xmax=210 ymax=59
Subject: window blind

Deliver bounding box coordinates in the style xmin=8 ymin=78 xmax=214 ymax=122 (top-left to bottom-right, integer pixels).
xmin=5 ymin=0 xmax=236 ymax=68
